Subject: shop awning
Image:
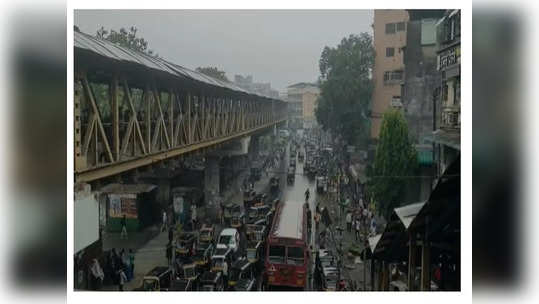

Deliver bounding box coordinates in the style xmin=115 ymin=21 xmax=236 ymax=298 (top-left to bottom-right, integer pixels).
xmin=423 ymin=130 xmax=461 ymax=150
xmin=98 ymin=183 xmax=157 ymax=194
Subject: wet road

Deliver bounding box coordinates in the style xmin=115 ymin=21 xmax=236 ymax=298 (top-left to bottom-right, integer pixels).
xmin=273 ymin=141 xmax=319 ymax=290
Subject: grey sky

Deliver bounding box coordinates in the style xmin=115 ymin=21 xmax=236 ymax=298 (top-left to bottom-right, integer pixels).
xmin=75 ymin=10 xmax=373 ymax=92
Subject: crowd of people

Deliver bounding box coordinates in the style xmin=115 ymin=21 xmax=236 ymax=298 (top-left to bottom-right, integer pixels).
xmin=87 ymin=247 xmax=135 ymax=291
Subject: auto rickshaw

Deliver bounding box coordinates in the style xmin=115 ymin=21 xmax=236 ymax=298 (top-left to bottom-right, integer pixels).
xmin=199 ymin=224 xmax=215 ymax=243
xmin=135 ymin=266 xmax=173 ymax=291
xmin=176 ymin=232 xmax=196 ymax=257
xmin=199 ymin=271 xmax=224 ymax=291
xmin=246 ymin=206 xmax=271 ymax=225
xmin=228 ymin=258 xmax=256 ymax=290
xmin=210 ymin=247 xmax=232 ymax=273
xmin=193 ymin=241 xmax=214 ymax=270
xmin=223 ymin=202 xmax=235 ymax=225
xmin=177 ymin=259 xmax=199 ymax=287
xmin=245 ymin=223 xmax=267 ymax=242
xmin=252 ymin=193 xmax=268 ymax=208
xmin=287 ymin=167 xmax=295 ymax=185
xmin=230 ymin=205 xmax=245 ymax=229
xmin=298 ymin=150 xmax=304 ymax=162
xmin=169 ymin=278 xmax=194 ymax=291
xmin=245 ymin=240 xmax=264 ymax=274
xmin=243 ymin=189 xmax=256 ymax=209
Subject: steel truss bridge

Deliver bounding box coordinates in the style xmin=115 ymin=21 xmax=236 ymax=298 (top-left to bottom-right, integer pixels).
xmin=74 ymin=30 xmax=287 ymax=183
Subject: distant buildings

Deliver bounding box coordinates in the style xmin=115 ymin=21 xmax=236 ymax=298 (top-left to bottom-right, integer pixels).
xmin=234 ymin=74 xmax=279 ymax=98
xmin=285 ymin=82 xmax=320 ymax=130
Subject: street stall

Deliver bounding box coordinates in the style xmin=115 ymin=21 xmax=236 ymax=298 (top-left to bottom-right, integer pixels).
xmin=98 ymin=183 xmax=157 ymax=233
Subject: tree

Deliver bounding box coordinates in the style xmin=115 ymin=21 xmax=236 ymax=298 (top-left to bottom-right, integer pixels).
xmin=367 ymin=110 xmax=418 ymax=218
xmin=96 ymin=26 xmax=159 ymax=58
xmin=195 ymin=67 xmax=229 ymax=82
xmin=315 ymin=33 xmax=374 ymax=146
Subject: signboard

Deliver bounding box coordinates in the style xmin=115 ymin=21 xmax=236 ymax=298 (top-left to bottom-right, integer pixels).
xmin=109 ymin=194 xmax=122 ymax=218
xmin=437 ymin=45 xmax=460 ymax=71
xmin=173 ymin=195 xmax=184 ymax=214
xmin=108 ymin=193 xmax=137 ymax=219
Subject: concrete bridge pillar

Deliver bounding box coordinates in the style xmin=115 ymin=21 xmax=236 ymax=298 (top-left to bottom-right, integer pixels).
xmin=204 ymin=156 xmax=221 ymax=205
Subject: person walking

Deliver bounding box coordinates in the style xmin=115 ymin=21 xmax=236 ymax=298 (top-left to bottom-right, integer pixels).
xmin=162 ymin=210 xmax=167 ymax=232
xmin=354 ymin=218 xmax=361 ymax=241
xmin=117 ymin=268 xmax=127 ymax=291
xmin=346 ymin=212 xmax=352 ymax=233
xmin=120 ymin=215 xmax=128 ymax=239
xmin=190 ymin=204 xmax=197 ymax=231
xmin=128 ymin=249 xmax=135 ymax=280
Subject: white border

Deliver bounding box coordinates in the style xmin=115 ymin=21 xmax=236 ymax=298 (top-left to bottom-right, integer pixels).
xmin=67 ymin=1 xmax=474 ymax=304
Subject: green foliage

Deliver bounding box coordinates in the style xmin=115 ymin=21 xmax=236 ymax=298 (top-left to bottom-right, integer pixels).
xmin=195 ymin=67 xmax=229 ymax=82
xmin=96 ymin=26 xmax=159 ymax=58
xmin=315 ymin=33 xmax=374 ymax=146
xmin=367 ymin=110 xmax=418 ymax=218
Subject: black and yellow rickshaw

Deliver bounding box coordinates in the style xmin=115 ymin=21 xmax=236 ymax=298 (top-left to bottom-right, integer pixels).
xmin=228 ymin=258 xmax=255 ymax=290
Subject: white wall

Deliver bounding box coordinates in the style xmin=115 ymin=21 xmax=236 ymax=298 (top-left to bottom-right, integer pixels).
xmin=74 ymin=193 xmax=99 ymax=253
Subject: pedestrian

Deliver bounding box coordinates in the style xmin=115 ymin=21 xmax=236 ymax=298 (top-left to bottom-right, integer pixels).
xmin=128 ymin=249 xmax=135 ymax=279
xmin=222 ymin=260 xmax=229 ymax=288
xmin=162 ymin=210 xmax=167 ymax=232
xmin=354 ymin=219 xmax=361 ymax=241
xmin=166 ymin=241 xmax=173 ymax=268
xmin=191 ymin=204 xmax=197 ymax=231
xmin=120 ymin=215 xmax=128 ymax=239
xmin=117 ymin=267 xmax=127 ymax=291
xmin=168 ymin=226 xmax=174 ymax=243
xmin=346 ymin=212 xmax=352 ymax=233
xmin=89 ymin=258 xmax=104 ymax=290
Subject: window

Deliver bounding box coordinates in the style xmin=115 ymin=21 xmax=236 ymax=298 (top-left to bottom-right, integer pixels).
xmin=268 ymin=245 xmax=285 ymax=264
xmin=386 ymin=47 xmax=395 ymax=57
xmin=391 ymin=96 xmax=402 ymax=108
xmin=287 ymin=247 xmax=304 ymax=265
xmin=391 ymin=70 xmax=403 ymax=81
xmin=385 ymin=23 xmax=396 ymax=34
xmin=397 ymin=22 xmax=405 ymax=32
xmin=384 ymin=70 xmax=403 ymax=83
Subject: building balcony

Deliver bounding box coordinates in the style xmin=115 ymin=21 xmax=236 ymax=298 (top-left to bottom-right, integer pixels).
xmin=440 ymin=106 xmax=460 ymax=131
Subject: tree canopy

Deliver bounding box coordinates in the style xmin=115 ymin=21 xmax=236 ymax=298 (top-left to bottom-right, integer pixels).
xmin=367 ymin=110 xmax=418 ymax=218
xmin=96 ymin=26 xmax=159 ymax=57
xmin=195 ymin=67 xmax=229 ymax=82
xmin=315 ymin=33 xmax=374 ymax=146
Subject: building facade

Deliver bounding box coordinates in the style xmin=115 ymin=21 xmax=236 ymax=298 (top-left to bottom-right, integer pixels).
xmin=427 ymin=9 xmax=461 ymax=180
xmin=370 ymin=10 xmax=409 ymax=140
xmin=286 ymin=82 xmax=320 ymax=130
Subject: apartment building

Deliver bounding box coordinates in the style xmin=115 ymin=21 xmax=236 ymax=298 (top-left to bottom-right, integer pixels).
xmin=370 ymin=10 xmax=409 ymax=140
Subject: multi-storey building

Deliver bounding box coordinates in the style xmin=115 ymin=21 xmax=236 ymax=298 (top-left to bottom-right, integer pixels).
xmin=370 ymin=10 xmax=409 ymax=141
xmin=286 ymin=82 xmax=320 ymax=130
xmin=428 ymin=9 xmax=461 ymax=179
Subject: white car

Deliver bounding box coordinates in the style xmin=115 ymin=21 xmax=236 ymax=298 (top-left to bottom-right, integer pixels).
xmin=217 ymin=228 xmax=240 ymax=253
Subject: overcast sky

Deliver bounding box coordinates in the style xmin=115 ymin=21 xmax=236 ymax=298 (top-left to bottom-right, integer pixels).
xmin=75 ymin=10 xmax=373 ymax=92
